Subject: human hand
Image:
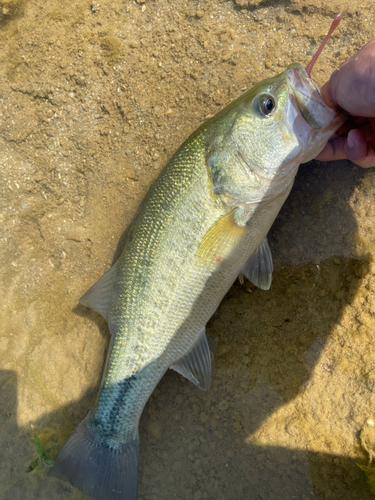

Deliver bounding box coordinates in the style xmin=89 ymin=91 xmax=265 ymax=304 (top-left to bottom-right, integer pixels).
xmin=315 ymin=38 xmax=375 ymax=168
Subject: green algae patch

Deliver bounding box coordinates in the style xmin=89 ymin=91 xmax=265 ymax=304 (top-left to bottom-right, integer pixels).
xmin=358 ymin=464 xmax=375 ymax=494
xmin=27 ymin=434 xmax=58 ymax=472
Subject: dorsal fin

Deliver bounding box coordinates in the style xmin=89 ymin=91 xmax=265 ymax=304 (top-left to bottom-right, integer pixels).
xmin=79 ymin=261 xmax=119 ymax=320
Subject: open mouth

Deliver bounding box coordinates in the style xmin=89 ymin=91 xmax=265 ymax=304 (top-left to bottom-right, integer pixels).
xmin=287 ymin=64 xmax=335 ymax=131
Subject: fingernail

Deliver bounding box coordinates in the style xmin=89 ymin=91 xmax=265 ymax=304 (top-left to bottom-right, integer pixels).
xmin=347 ymin=136 xmax=355 ymax=149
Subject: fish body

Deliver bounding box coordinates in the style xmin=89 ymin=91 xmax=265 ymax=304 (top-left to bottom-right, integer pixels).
xmin=50 ymin=63 xmax=344 ymax=499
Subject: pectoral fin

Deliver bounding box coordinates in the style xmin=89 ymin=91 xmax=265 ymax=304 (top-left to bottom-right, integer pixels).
xmin=196 ymin=212 xmax=246 ymax=265
xmin=170 ymin=328 xmax=211 ymax=391
xmin=79 ymin=261 xmax=119 ymax=320
xmin=240 ymin=237 xmax=273 ymax=290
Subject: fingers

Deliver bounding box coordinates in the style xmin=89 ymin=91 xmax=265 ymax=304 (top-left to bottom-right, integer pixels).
xmin=345 ymin=128 xmax=375 ymax=167
xmin=321 ymin=38 xmax=375 ymax=117
xmin=345 ymin=129 xmax=368 ymax=161
xmin=316 ymin=127 xmax=375 ymax=168
xmin=351 ymin=154 xmax=375 ymax=168
xmin=315 ymin=136 xmax=349 ymax=161
xmin=356 ymin=156 xmax=375 ymax=168
xmin=317 ymin=38 xmax=375 ymax=168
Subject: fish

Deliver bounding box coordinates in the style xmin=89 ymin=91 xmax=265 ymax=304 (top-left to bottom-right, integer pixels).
xmin=49 ymin=22 xmax=345 ymax=500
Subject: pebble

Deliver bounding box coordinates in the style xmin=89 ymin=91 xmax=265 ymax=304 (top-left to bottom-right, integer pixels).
xmin=35 ymin=171 xmax=44 ymax=182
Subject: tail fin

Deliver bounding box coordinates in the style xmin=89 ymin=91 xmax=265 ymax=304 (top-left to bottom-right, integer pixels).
xmin=49 ymin=417 xmax=139 ymax=500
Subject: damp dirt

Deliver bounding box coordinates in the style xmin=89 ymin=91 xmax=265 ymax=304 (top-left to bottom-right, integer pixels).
xmin=1 ymin=1 xmax=375 ymax=499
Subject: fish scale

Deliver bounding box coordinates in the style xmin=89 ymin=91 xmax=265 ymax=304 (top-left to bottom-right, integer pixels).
xmin=91 ymin=135 xmax=222 ymax=443
xmin=50 ymin=63 xmax=344 ymax=500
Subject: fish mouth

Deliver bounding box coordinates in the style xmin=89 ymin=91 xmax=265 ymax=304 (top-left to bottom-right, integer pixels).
xmin=283 ymin=62 xmax=345 ymax=163
xmin=286 ymin=62 xmax=335 ymax=130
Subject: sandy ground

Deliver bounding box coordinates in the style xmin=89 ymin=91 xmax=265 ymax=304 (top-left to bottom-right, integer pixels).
xmin=1 ymin=0 xmax=375 ymax=499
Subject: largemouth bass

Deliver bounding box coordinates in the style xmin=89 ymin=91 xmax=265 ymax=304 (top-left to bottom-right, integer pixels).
xmin=50 ymin=50 xmax=344 ymax=500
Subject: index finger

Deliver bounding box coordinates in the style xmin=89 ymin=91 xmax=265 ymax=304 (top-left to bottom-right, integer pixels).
xmin=321 ymin=38 xmax=375 ymax=116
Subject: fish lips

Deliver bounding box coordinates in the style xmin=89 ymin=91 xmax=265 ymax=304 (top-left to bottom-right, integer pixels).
xmin=286 ymin=62 xmax=338 ymax=130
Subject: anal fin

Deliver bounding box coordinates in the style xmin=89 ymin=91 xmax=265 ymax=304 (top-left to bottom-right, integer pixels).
xmin=170 ymin=328 xmax=211 ymax=391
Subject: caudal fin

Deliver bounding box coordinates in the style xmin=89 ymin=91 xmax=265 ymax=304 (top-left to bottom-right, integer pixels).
xmin=49 ymin=417 xmax=139 ymax=500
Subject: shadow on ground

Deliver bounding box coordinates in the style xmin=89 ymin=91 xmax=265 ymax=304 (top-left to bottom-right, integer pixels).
xmin=1 ymin=161 xmax=374 ymax=500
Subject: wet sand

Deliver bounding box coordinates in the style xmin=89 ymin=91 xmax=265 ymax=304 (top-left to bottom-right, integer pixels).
xmin=1 ymin=1 xmax=375 ymax=499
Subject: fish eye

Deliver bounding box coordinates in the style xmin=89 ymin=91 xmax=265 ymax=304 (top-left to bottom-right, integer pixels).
xmin=258 ymin=94 xmax=276 ymax=116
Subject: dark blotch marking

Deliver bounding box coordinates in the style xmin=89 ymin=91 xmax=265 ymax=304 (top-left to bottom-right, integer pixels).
xmin=93 ymin=374 xmax=138 ymax=441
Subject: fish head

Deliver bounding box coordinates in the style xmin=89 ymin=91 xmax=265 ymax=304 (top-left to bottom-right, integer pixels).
xmin=206 ymin=63 xmax=345 ymax=205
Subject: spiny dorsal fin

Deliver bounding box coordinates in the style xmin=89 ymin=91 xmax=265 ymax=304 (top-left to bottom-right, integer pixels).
xmin=170 ymin=328 xmax=211 ymax=391
xmin=79 ymin=261 xmax=119 ymax=320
